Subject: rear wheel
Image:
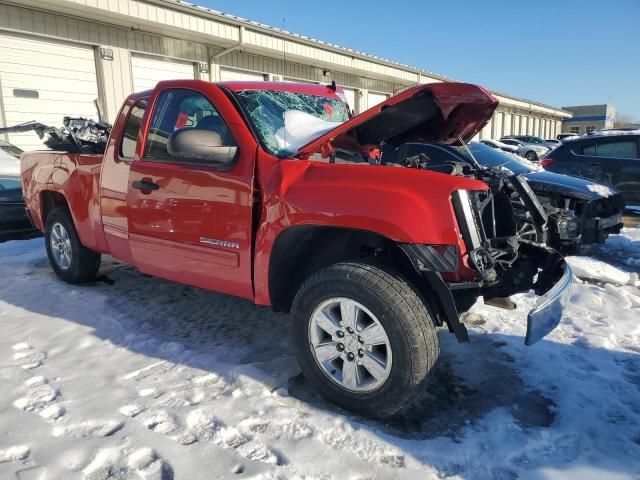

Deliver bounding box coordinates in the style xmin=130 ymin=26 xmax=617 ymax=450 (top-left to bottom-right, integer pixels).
xmin=525 ymin=150 xmax=538 ymax=161
xmin=45 ymin=208 xmax=101 ymax=283
xmin=291 ymin=262 xmax=439 ymax=417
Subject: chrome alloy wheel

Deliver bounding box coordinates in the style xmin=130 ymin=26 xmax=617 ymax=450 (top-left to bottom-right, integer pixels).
xmin=308 ymin=297 xmax=392 ymax=392
xmin=50 ymin=222 xmax=73 ymax=270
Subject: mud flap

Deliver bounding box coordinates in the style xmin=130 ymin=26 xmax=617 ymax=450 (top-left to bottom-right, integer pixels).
xmin=422 ymin=271 xmax=470 ymax=343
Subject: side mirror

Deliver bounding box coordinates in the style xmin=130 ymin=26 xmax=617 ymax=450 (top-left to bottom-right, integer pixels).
xmin=168 ymin=128 xmax=238 ymax=165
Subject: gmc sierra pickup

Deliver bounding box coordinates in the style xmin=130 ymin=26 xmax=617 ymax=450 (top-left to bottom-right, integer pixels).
xmin=21 ymin=80 xmax=572 ymax=417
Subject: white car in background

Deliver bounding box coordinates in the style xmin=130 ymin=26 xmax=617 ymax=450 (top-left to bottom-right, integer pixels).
xmin=499 ymin=138 xmax=550 ymax=161
xmin=0 ymin=140 xmax=22 ymax=176
xmin=480 ymin=139 xmax=519 ymax=154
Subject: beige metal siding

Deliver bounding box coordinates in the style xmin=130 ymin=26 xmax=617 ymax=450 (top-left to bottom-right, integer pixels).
xmin=503 ymin=113 xmax=512 ymax=136
xmin=0 ymin=32 xmax=99 ymax=150
xmin=480 ymin=118 xmax=492 ymax=140
xmin=220 ymin=68 xmax=266 ymax=82
xmin=493 ymin=113 xmax=503 ymax=138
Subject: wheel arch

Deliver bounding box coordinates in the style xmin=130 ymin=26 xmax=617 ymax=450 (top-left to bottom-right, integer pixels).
xmin=268 ymin=225 xmax=411 ymax=313
xmin=266 ymin=224 xmax=471 ymax=343
xmin=40 ymin=190 xmax=70 ymax=222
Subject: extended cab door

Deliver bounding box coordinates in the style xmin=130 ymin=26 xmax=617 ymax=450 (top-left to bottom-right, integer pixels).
xmin=126 ymin=83 xmax=257 ymax=300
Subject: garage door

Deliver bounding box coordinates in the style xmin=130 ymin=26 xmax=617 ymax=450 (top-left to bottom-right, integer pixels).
xmin=220 ymin=68 xmax=265 ymax=82
xmin=131 ymin=55 xmax=195 ymax=93
xmin=0 ymin=33 xmax=100 ymax=151
xmin=341 ymin=88 xmax=356 ymax=113
xmin=366 ymin=91 xmax=388 ymax=110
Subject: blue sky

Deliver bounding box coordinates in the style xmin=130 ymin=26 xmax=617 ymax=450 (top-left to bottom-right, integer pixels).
xmin=199 ymin=0 xmax=640 ymax=118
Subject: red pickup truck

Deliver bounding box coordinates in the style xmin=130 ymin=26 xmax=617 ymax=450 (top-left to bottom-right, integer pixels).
xmin=21 ymin=80 xmax=572 ymax=417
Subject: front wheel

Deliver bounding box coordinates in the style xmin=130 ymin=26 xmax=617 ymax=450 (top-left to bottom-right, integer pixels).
xmin=291 ymin=262 xmax=439 ymax=417
xmin=45 ymin=208 xmax=101 ymax=283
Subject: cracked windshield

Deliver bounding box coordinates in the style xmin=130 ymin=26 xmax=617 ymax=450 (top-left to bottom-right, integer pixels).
xmin=235 ymin=89 xmax=350 ymax=156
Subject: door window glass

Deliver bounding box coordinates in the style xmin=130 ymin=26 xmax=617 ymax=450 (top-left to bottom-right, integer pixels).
xmin=583 ymin=144 xmax=596 ymax=155
xmin=120 ymin=99 xmax=147 ymax=158
xmin=144 ymin=89 xmax=235 ymax=161
xmin=595 ymin=140 xmax=637 ymax=159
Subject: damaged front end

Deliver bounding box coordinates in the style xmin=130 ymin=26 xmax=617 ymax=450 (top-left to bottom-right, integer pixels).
xmin=450 ymin=161 xmax=573 ymax=345
xmin=398 ymin=150 xmax=573 ymax=345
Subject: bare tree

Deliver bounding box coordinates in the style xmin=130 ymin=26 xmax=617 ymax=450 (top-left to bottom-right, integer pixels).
xmin=613 ymin=113 xmax=639 ymax=128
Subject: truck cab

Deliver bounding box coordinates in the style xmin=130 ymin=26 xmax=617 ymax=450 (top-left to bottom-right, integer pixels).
xmin=21 ymin=80 xmax=573 ymax=417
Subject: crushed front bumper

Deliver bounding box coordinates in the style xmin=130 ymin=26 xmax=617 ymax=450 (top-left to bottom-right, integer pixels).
xmin=525 ymin=261 xmax=573 ymax=345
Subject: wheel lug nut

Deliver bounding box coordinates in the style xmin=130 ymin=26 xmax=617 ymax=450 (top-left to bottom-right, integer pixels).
xmin=337 ymin=343 xmax=345 ymax=351
xmin=347 ymin=352 xmax=355 ymax=361
xmin=358 ymin=349 xmax=364 ymax=357
xmin=346 ymin=327 xmax=354 ymax=334
xmin=357 ymin=336 xmax=363 ymax=343
xmin=336 ymin=331 xmax=345 ymax=338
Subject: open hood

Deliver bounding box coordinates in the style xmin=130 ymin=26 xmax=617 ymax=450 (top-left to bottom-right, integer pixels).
xmin=295 ymin=82 xmax=498 ymax=159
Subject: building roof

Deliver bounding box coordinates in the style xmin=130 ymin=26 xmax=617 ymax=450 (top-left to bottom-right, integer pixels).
xmin=158 ymin=0 xmax=571 ymax=116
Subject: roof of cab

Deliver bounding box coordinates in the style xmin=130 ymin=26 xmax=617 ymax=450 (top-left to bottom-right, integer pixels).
xmin=219 ymin=81 xmax=344 ymax=100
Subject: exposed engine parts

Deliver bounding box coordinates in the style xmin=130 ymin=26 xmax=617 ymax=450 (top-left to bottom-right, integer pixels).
xmin=0 ymin=117 xmax=111 ymax=154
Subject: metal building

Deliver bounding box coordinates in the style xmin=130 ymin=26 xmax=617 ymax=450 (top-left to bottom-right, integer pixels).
xmin=561 ymin=104 xmax=616 ymax=135
xmin=0 ymin=0 xmax=572 ymax=150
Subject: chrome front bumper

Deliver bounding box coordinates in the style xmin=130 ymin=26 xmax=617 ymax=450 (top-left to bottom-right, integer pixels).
xmin=525 ymin=263 xmax=573 ymax=346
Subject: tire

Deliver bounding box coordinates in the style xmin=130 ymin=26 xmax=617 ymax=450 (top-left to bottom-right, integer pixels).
xmin=525 ymin=150 xmax=538 ymax=161
xmin=291 ymin=262 xmax=439 ymax=417
xmin=45 ymin=208 xmax=101 ymax=283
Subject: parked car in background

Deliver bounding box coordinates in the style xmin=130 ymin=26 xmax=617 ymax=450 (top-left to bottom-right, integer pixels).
xmin=557 ymin=133 xmax=578 ymax=140
xmin=383 ymin=141 xmax=624 ymax=252
xmin=500 ymin=138 xmax=550 ymax=161
xmin=502 ymin=135 xmax=554 ymax=149
xmin=542 ymin=131 xmax=640 ymax=210
xmin=1 ymin=140 xmax=24 ymax=166
xmin=0 ymin=140 xmax=40 ymax=242
xmin=480 ymin=138 xmax=519 ymax=154
xmin=545 ymin=139 xmax=561 ymax=147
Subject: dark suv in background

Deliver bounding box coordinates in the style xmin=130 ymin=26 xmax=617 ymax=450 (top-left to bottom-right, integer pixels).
xmin=542 ymin=131 xmax=640 ymax=210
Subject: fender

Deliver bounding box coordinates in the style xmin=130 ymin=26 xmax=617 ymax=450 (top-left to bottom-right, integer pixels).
xmin=253 ymin=151 xmax=488 ymax=305
xmin=21 ymin=151 xmax=109 ymax=253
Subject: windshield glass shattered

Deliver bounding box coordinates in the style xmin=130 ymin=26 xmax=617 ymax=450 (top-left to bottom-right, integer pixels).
xmin=235 ymin=90 xmax=349 ymax=156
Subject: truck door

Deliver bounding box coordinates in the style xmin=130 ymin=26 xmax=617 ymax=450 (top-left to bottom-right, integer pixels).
xmin=126 ymin=85 xmax=257 ymax=300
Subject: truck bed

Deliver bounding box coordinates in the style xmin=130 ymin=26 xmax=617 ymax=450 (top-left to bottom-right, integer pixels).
xmin=21 ymin=150 xmax=108 ymax=253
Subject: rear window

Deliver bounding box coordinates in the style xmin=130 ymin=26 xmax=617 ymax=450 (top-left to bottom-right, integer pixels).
xmin=583 ymin=140 xmax=638 ymax=159
xmin=120 ymin=99 xmax=147 ymax=159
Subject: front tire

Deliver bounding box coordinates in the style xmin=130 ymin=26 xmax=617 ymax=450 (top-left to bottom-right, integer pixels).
xmin=291 ymin=262 xmax=439 ymax=417
xmin=45 ymin=208 xmax=101 ymax=283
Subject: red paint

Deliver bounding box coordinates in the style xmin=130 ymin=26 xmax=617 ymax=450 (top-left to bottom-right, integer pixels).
xmin=22 ymin=79 xmax=495 ymax=306
xmin=540 ymin=158 xmax=555 ymax=169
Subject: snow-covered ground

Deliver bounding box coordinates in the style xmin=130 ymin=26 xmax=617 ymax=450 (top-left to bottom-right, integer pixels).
xmin=1 ymin=230 xmax=639 ymax=480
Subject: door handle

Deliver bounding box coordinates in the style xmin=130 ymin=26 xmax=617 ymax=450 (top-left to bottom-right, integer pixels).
xmin=131 ymin=180 xmax=159 ymax=191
